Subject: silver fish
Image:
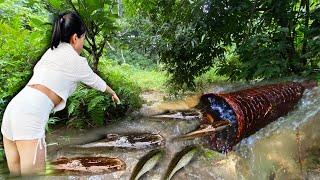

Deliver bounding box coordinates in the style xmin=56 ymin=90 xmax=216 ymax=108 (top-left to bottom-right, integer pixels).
xmin=175 ymin=120 xmax=230 ymax=140
xmin=74 ymin=133 xmax=164 ymax=149
xmin=163 ymin=146 xmax=199 ymax=180
xmin=130 ymin=149 xmax=165 ymax=180
xmin=152 ymin=112 xmax=200 ymax=120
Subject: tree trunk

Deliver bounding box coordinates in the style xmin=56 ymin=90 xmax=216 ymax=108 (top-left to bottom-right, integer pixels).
xmin=118 ymin=0 xmax=123 ymax=17
xmin=91 ymin=44 xmax=99 ymax=73
xmin=92 ymin=55 xmax=99 ymax=73
xmin=121 ymin=49 xmax=126 ymax=64
xmin=301 ymin=0 xmax=309 ymax=66
xmin=288 ymin=36 xmax=297 ymax=72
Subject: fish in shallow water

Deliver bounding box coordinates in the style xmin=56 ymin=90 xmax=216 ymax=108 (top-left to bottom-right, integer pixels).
xmin=74 ymin=133 xmax=164 ymax=149
xmin=163 ymin=146 xmax=199 ymax=180
xmin=175 ymin=121 xmax=230 ymax=140
xmin=50 ymin=156 xmax=126 ymax=175
xmin=130 ymin=149 xmax=165 ymax=180
xmin=152 ymin=111 xmax=200 ymax=121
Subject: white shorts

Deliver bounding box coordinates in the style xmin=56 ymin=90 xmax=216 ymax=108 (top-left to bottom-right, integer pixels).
xmin=1 ymin=86 xmax=54 ymax=141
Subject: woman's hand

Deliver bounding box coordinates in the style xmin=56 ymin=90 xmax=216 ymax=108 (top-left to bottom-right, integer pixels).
xmin=111 ymin=93 xmax=121 ymax=105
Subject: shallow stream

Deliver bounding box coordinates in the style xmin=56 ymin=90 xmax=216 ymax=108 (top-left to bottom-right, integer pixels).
xmin=0 ymin=82 xmax=319 ymax=179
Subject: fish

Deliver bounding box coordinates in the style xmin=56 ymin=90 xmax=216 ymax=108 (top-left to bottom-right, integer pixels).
xmin=50 ymin=156 xmax=126 ymax=175
xmin=174 ymin=120 xmax=230 ymax=140
xmin=74 ymin=133 xmax=164 ymax=149
xmin=152 ymin=111 xmax=200 ymax=120
xmin=163 ymin=146 xmax=199 ymax=180
xmin=141 ymin=94 xmax=202 ymax=117
xmin=130 ymin=149 xmax=165 ymax=180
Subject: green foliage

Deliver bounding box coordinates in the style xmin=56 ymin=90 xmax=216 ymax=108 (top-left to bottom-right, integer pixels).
xmin=66 ymin=86 xmax=108 ymax=128
xmin=45 ymin=0 xmax=119 ymax=71
xmin=125 ymin=0 xmax=320 ymax=88
xmin=45 ymin=117 xmax=62 ymax=132
xmin=0 ymin=149 xmax=4 ymax=162
xmin=107 ymin=17 xmax=160 ymax=67
xmin=124 ymin=0 xmax=252 ymax=90
xmin=66 ymin=59 xmax=143 ymax=128
xmin=195 ymin=67 xmax=228 ymax=89
xmin=127 ymin=67 xmax=167 ymax=91
xmin=102 ymin=60 xmax=167 ymax=91
xmin=232 ymin=33 xmax=292 ymax=80
xmin=45 ymin=0 xmax=134 ymax=127
xmin=309 ymin=4 xmax=320 ymax=73
xmin=99 ymin=60 xmax=143 ymax=113
xmin=2 ymin=0 xmax=320 ymax=129
xmin=229 ymin=0 xmax=320 ymax=80
xmin=0 ymin=0 xmax=144 ymax=129
xmin=107 ymin=49 xmax=157 ymax=70
xmin=0 ymin=0 xmax=50 ymax=117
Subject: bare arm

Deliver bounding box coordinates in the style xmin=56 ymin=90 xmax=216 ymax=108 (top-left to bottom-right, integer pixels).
xmin=77 ymin=58 xmax=120 ymax=104
xmin=105 ymin=84 xmax=115 ymax=95
xmin=104 ymin=84 xmax=121 ymax=104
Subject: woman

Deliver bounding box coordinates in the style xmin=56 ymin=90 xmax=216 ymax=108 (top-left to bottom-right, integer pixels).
xmin=1 ymin=12 xmax=120 ymax=176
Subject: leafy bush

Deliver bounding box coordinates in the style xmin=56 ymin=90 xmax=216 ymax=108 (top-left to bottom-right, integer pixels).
xmin=102 ymin=60 xmax=167 ymax=91
xmin=195 ymin=67 xmax=228 ymax=89
xmin=99 ymin=60 xmax=143 ymax=112
xmin=125 ymin=0 xmax=320 ymax=88
xmin=107 ymin=49 xmax=158 ymax=70
xmin=66 ymin=59 xmax=143 ymax=128
xmin=66 ymin=86 xmax=107 ymax=128
xmin=225 ymin=34 xmax=292 ymax=80
xmin=0 ymin=0 xmax=50 ymax=118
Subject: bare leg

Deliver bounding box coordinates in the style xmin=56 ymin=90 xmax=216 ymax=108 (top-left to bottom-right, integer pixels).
xmin=16 ymin=139 xmax=46 ymax=176
xmin=3 ymin=136 xmax=21 ymax=176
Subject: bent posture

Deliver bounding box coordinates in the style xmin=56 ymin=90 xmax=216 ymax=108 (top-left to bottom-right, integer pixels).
xmin=1 ymin=12 xmax=120 ymax=176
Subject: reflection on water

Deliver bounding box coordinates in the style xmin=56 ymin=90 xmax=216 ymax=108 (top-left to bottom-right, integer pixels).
xmin=0 ymin=83 xmax=319 ymax=179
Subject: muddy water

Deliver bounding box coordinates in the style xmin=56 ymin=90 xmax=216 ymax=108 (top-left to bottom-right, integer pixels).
xmin=1 ymin=83 xmax=320 ymax=179
xmin=235 ymin=87 xmax=320 ymax=179
xmin=43 ymin=116 xmax=204 ymax=179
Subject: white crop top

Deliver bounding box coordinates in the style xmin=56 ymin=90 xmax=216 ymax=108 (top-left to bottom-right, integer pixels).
xmin=27 ymin=42 xmax=107 ymax=112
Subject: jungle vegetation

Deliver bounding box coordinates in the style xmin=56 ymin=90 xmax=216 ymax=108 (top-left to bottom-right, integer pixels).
xmin=0 ymin=0 xmax=319 ymax=128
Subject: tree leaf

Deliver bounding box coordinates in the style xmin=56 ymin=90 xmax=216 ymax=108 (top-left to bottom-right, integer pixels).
xmin=48 ymin=0 xmax=62 ymax=9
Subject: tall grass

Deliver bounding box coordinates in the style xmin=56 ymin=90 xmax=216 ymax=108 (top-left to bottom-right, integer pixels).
xmin=99 ymin=59 xmax=168 ymax=92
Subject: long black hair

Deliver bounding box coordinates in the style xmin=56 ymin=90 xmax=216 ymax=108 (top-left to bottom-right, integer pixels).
xmin=50 ymin=12 xmax=86 ymax=50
